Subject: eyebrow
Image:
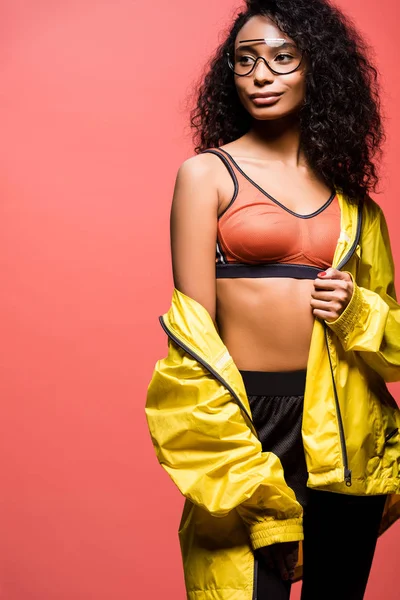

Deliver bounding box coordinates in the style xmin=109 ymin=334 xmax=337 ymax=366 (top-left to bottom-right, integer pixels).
xmin=236 ymin=38 xmax=297 ymax=50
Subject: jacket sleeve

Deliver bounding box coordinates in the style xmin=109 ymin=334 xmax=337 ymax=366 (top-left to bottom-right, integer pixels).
xmin=326 ymin=202 xmax=400 ymax=382
xmin=145 ymin=339 xmax=304 ymax=550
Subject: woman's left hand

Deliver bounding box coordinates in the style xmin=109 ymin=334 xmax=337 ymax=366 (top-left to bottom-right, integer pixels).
xmin=311 ymin=268 xmax=354 ymax=322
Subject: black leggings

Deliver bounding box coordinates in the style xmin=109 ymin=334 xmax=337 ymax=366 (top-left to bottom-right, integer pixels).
xmin=241 ymin=369 xmax=387 ymax=600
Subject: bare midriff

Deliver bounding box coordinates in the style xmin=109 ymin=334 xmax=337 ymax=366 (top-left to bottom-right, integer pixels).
xmin=216 ymin=277 xmax=315 ymax=371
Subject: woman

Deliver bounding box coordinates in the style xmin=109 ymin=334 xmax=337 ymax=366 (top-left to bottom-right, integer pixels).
xmin=146 ymin=1 xmax=400 ymax=598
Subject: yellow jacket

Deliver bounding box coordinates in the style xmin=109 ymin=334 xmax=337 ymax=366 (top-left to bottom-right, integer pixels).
xmin=145 ymin=192 xmax=400 ymax=599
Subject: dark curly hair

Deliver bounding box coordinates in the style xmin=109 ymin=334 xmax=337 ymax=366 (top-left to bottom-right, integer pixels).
xmin=190 ymin=0 xmax=384 ymax=200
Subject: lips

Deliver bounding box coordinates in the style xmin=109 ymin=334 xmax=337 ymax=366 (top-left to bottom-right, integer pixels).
xmin=250 ymin=92 xmax=283 ymax=99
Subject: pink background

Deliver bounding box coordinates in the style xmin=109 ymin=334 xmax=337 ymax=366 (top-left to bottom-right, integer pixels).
xmin=0 ymin=1 xmax=398 ymax=598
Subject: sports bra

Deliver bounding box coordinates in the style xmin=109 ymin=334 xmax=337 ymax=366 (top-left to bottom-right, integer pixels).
xmin=202 ymin=147 xmax=341 ymax=280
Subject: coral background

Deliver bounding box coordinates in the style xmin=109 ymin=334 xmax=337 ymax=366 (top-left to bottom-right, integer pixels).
xmin=0 ymin=1 xmax=398 ymax=598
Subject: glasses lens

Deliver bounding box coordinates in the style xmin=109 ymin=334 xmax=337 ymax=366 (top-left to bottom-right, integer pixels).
xmin=230 ymin=47 xmax=302 ymax=75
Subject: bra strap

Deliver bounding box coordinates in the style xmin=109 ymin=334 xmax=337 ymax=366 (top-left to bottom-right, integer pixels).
xmin=201 ymin=149 xmax=239 ymax=217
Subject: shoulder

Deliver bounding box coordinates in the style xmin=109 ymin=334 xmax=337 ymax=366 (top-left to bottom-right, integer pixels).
xmin=173 ymin=151 xmax=234 ymax=214
xmin=363 ymin=195 xmax=383 ymax=218
xmin=361 ymin=195 xmax=386 ymax=233
xmin=176 ymin=151 xmax=225 ymax=184
xmin=171 ymin=153 xmax=222 ymax=215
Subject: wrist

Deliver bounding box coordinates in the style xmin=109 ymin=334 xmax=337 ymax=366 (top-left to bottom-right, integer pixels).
xmin=325 ymin=273 xmax=364 ymax=339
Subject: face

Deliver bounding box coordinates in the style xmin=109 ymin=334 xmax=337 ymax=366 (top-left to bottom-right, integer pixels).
xmin=232 ymin=15 xmax=307 ymax=121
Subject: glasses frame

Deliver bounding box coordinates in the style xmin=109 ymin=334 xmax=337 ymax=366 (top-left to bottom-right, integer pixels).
xmin=226 ymin=50 xmax=304 ymax=77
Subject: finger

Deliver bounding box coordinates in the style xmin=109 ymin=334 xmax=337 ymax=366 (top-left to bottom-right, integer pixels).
xmin=310 ymin=290 xmax=336 ymax=301
xmin=313 ymin=308 xmax=336 ymax=321
xmin=317 ymin=268 xmax=351 ymax=281
xmin=310 ymin=299 xmax=341 ymax=311
xmin=313 ymin=278 xmax=347 ymax=290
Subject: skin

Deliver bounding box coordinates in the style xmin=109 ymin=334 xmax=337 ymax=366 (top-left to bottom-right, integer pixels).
xmin=170 ymin=14 xmax=353 ymax=581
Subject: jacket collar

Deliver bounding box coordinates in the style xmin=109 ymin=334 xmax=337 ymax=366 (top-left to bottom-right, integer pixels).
xmin=333 ymin=191 xmax=360 ymax=268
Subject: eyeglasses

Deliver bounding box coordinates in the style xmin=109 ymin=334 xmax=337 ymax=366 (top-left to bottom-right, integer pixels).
xmin=227 ymin=38 xmax=303 ymax=77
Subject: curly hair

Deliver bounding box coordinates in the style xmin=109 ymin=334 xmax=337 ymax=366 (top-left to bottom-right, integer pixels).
xmin=190 ymin=0 xmax=384 ymax=200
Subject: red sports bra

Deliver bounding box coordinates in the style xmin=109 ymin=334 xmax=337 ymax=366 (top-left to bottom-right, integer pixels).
xmin=202 ymin=147 xmax=341 ymax=280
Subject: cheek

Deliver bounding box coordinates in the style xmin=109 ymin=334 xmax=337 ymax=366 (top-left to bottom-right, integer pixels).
xmin=234 ymin=79 xmax=249 ymax=101
xmin=285 ymin=75 xmax=306 ymax=102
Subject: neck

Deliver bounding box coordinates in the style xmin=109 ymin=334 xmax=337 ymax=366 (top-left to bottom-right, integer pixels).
xmin=247 ymin=113 xmax=305 ymax=166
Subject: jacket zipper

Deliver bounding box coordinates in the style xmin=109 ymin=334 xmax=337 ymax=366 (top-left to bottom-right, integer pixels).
xmin=159 ymin=316 xmax=258 ymax=437
xmin=323 ymin=198 xmax=364 ymax=487
xmin=385 ymin=428 xmax=399 ymax=443
xmin=335 ymin=197 xmax=363 ymax=272
xmin=324 ymin=324 xmax=352 ymax=486
xmin=160 ymin=316 xmax=261 ymax=597
xmin=160 ymin=317 xmax=261 ymax=597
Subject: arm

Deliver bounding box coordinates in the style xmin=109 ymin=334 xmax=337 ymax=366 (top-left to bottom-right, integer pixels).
xmin=146 ymin=155 xmax=304 ymax=549
xmin=170 ymin=154 xmax=219 ymax=322
xmin=326 ymin=201 xmax=400 ymax=382
xmin=146 ymin=341 xmax=303 ymax=548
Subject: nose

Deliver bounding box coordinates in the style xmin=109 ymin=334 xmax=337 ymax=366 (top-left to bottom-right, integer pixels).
xmin=253 ymin=58 xmax=274 ymax=84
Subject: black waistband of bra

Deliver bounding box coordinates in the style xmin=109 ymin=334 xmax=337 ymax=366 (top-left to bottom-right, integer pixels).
xmin=240 ymin=369 xmax=307 ymax=396
xmin=216 ymin=263 xmax=322 ymax=279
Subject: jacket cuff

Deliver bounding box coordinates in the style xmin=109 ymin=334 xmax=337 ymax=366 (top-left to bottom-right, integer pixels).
xmin=249 ymin=517 xmax=303 ymax=550
xmin=325 ymin=275 xmax=367 ymax=343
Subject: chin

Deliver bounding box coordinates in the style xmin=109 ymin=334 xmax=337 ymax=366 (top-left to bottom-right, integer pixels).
xmin=246 ymin=103 xmax=302 ymax=122
xmin=250 ymin=108 xmax=296 ymax=121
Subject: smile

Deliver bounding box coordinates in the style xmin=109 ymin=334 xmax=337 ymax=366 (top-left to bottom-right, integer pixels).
xmin=250 ymin=93 xmax=283 ymax=105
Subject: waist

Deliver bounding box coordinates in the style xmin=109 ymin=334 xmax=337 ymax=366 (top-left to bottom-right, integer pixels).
xmin=216 ymin=277 xmax=314 ymax=372
xmin=240 ymin=369 xmax=307 ymax=396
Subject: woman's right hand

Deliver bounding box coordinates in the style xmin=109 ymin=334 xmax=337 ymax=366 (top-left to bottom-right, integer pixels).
xmin=258 ymin=541 xmax=299 ymax=581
